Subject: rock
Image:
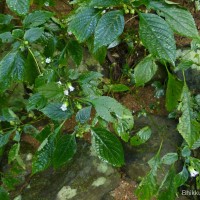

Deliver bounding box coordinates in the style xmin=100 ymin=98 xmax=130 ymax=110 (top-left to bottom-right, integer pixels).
xmin=21 ymin=142 xmax=121 ymax=200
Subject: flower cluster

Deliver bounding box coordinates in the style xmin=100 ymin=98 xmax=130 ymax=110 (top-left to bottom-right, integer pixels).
xmin=59 ymin=82 xmax=75 ymax=111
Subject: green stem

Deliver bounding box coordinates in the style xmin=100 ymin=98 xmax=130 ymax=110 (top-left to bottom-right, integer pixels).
xmin=28 ymin=47 xmax=42 ymax=75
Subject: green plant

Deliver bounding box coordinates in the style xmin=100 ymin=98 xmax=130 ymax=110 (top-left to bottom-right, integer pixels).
xmin=0 ymin=0 xmax=200 ymax=199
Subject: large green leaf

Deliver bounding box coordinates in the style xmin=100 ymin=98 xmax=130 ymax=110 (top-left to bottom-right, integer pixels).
xmin=174 ymin=166 xmax=189 ymax=188
xmin=91 ymin=128 xmax=124 ymax=167
xmin=0 ymin=14 xmax=12 ymax=25
xmin=177 ymin=85 xmax=200 ymax=147
xmin=6 ymin=0 xmax=30 ymax=15
xmin=24 ymin=27 xmax=44 ymax=43
xmin=130 ymin=126 xmax=151 ymax=146
xmin=139 ymin=13 xmax=176 ymax=65
xmin=134 ymin=55 xmax=158 ymax=86
xmin=37 ymin=82 xmax=63 ymax=99
xmin=53 ymin=134 xmax=77 ymax=168
xmin=68 ymin=8 xmax=100 ymax=42
xmin=161 ymin=153 xmax=178 ymax=165
xmin=41 ymin=103 xmax=73 ymax=121
xmin=90 ymin=0 xmax=123 ymax=7
xmin=94 ymin=10 xmax=124 ymax=51
xmin=135 ymin=171 xmax=157 ymax=200
xmin=27 ymin=93 xmax=47 ymax=111
xmin=76 ymin=106 xmax=92 ymax=124
xmin=32 ymin=136 xmax=54 ymax=174
xmin=0 ymin=51 xmax=25 ymax=92
xmin=23 ymin=10 xmax=53 ymax=28
xmin=67 ymin=40 xmax=83 ymax=66
xmin=157 ymin=167 xmax=177 ymax=200
xmin=166 ymin=73 xmax=183 ymax=112
xmin=90 ymin=96 xmax=132 ymax=124
xmin=150 ymin=1 xmax=198 ymax=38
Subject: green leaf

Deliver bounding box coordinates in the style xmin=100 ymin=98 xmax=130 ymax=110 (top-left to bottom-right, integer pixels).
xmin=24 ymin=27 xmax=44 ymax=43
xmin=0 ymin=14 xmax=13 ymax=25
xmin=139 ymin=13 xmax=176 ymax=65
xmin=0 ymin=187 xmax=9 ymax=200
xmin=91 ymin=128 xmax=124 ymax=167
xmin=68 ymin=8 xmax=100 ymax=42
xmin=93 ymin=46 xmax=107 ymax=64
xmin=37 ymin=82 xmax=63 ymax=99
xmin=12 ymin=29 xmax=24 ymax=39
xmin=157 ymin=167 xmax=177 ymax=200
xmin=41 ymin=102 xmax=73 ymax=121
xmin=0 ymin=132 xmax=12 ymax=148
xmin=32 ymin=135 xmax=54 ymax=174
xmin=166 ymin=73 xmax=183 ymax=112
xmin=27 ymin=93 xmax=47 ymax=111
xmin=113 ymin=107 xmax=134 ymax=142
xmin=91 ymin=96 xmax=128 ymax=122
xmin=67 ymin=40 xmax=83 ymax=66
xmin=174 ymin=166 xmax=189 ymax=188
xmin=175 ymin=60 xmax=194 ymax=71
xmin=76 ymin=106 xmax=92 ymax=124
xmin=150 ymin=1 xmax=199 ymax=38
xmin=134 ymin=55 xmax=158 ymax=86
xmin=90 ymin=0 xmax=122 ymax=7
xmin=181 ymin=146 xmax=191 ymax=157
xmin=94 ymin=10 xmax=124 ymax=51
xmin=190 ymin=157 xmax=200 ymax=172
xmin=23 ymin=10 xmax=53 ymax=28
xmin=135 ymin=171 xmax=157 ymax=200
xmin=130 ymin=126 xmax=152 ymax=146
xmin=0 ymin=51 xmax=25 ymax=92
xmin=161 ymin=153 xmax=178 ymax=165
xmin=177 ymin=85 xmax=200 ymax=147
xmin=8 ymin=143 xmax=20 ymax=163
xmin=0 ymin=108 xmax=19 ymax=122
xmin=53 ymin=134 xmax=77 ymax=168
xmin=24 ymin=51 xmax=40 ymax=84
xmin=36 ymin=125 xmax=52 ymax=142
xmin=0 ymin=32 xmax=13 ymax=43
xmin=110 ymin=84 xmax=130 ymax=92
xmin=6 ymin=0 xmax=30 ymax=15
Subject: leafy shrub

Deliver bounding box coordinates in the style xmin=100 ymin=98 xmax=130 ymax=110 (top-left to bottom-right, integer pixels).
xmin=0 ymin=0 xmax=200 ymax=199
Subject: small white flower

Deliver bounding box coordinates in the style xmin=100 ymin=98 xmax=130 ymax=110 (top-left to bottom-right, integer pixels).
xmin=26 ymin=153 xmax=33 ymax=161
xmin=44 ymin=2 xmax=49 ymax=6
xmin=45 ymin=57 xmax=51 ymax=64
xmin=69 ymin=85 xmax=75 ymax=92
xmin=60 ymin=103 xmax=67 ymax=111
xmin=64 ymin=90 xmax=69 ymax=96
xmin=57 ymin=81 xmax=62 ymax=85
xmin=68 ymin=31 xmax=72 ymax=35
xmin=188 ymin=166 xmax=199 ymax=177
xmin=102 ymin=10 xmax=106 ymax=14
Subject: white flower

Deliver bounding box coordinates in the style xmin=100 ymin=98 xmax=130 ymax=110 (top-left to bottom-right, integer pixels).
xmin=60 ymin=103 xmax=67 ymax=111
xmin=188 ymin=166 xmax=199 ymax=177
xmin=69 ymin=85 xmax=75 ymax=92
xmin=64 ymin=90 xmax=69 ymax=96
xmin=44 ymin=2 xmax=49 ymax=6
xmin=45 ymin=57 xmax=51 ymax=64
xmin=57 ymin=81 xmax=62 ymax=85
xmin=102 ymin=10 xmax=106 ymax=14
xmin=68 ymin=31 xmax=72 ymax=35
